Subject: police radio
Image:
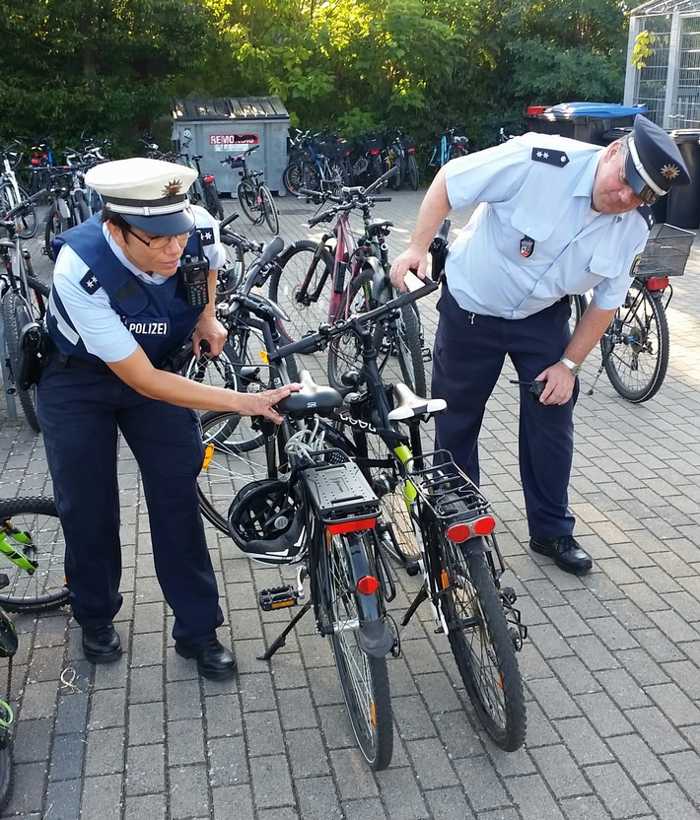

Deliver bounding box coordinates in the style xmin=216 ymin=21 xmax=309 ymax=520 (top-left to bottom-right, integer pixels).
xmin=181 ymin=254 xmax=210 ymax=308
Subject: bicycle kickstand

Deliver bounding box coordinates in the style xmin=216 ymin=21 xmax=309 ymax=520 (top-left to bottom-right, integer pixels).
xmin=400 ymin=582 xmax=429 ymax=628
xmin=256 ymin=602 xmax=312 ymax=661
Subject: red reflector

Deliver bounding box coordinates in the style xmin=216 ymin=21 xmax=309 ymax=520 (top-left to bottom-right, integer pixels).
xmin=369 ymin=148 xmax=381 ymax=156
xmin=356 ymin=575 xmax=380 ymax=595
xmin=473 ymin=515 xmax=496 ymax=536
xmin=526 ymin=105 xmax=547 ymax=116
xmin=446 ymin=523 xmax=471 ymax=543
xmin=326 ymin=517 xmax=377 ymax=536
xmin=407 ymin=147 xmax=416 ymax=154
xmin=645 ymin=275 xmax=669 ymax=291
xmin=203 ymin=174 xmax=215 ymax=184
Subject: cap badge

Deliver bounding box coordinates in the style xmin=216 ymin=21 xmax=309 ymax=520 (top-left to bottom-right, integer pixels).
xmin=162 ymin=179 xmax=182 ymax=197
xmin=661 ymin=163 xmax=680 ymax=181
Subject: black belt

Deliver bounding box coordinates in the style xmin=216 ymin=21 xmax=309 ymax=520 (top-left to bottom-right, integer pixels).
xmin=44 ymin=339 xmax=111 ymax=373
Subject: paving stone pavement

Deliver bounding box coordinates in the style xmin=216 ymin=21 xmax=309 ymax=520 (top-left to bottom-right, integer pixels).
xmin=1 ymin=190 xmax=699 ymax=819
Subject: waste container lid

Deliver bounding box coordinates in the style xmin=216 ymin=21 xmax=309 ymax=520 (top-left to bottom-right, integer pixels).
xmin=543 ymin=102 xmax=648 ymax=120
xmin=669 ymin=128 xmax=700 ymax=144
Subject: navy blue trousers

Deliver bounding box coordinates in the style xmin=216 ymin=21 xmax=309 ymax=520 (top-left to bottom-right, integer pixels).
xmin=432 ymin=286 xmax=579 ymax=539
xmin=37 ymin=360 xmax=223 ymax=643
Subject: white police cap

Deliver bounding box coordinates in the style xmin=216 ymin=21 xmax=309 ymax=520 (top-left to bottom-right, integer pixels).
xmin=85 ymin=157 xmax=198 ymax=235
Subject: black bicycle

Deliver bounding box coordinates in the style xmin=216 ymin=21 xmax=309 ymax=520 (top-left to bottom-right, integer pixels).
xmin=571 ymin=222 xmax=694 ymax=403
xmin=197 ymin=226 xmax=527 ymax=753
xmin=222 ymin=147 xmax=279 ymax=235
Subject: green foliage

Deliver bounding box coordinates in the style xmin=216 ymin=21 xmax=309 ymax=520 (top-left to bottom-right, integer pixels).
xmin=631 ymin=29 xmax=656 ymax=70
xmin=0 ymin=0 xmax=631 ymax=157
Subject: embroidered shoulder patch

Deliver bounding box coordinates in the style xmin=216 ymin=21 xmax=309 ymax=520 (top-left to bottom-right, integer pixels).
xmin=79 ymin=271 xmax=101 ymax=295
xmin=197 ymin=227 xmax=215 ymax=246
xmin=636 ymin=205 xmax=654 ymax=230
xmin=531 ymin=148 xmax=569 ymax=167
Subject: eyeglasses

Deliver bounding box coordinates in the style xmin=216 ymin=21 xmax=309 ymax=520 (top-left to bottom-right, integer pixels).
xmin=619 ymin=143 xmax=658 ymax=205
xmin=126 ymin=226 xmax=194 ymax=250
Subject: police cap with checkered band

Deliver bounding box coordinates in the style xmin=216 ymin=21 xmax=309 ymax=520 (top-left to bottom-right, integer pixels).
xmin=85 ymin=157 xmax=198 ymax=235
xmin=624 ymin=115 xmax=690 ymax=205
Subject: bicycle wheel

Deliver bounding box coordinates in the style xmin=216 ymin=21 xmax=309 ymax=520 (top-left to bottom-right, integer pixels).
xmin=602 ymin=282 xmax=669 ymax=403
xmin=197 ymin=410 xmax=272 ymax=534
xmin=302 ymin=162 xmax=322 ymax=192
xmin=2 ymin=291 xmax=40 ymax=432
xmin=441 ymin=539 xmax=526 ymax=751
xmin=407 ymin=155 xmax=419 ymax=191
xmin=317 ymin=531 xmax=393 ymax=770
xmin=0 ymin=735 xmax=11 ymax=813
xmin=218 ymin=237 xmax=245 ymax=299
xmin=283 ymin=161 xmax=304 ymax=195
xmin=328 ymin=270 xmax=426 ymax=396
xmin=237 ymin=179 xmax=260 ymax=224
xmin=204 ymin=183 xmax=224 ymax=221
xmin=268 ymin=240 xmax=334 ymax=345
xmin=0 ymin=183 xmax=36 ymax=240
xmin=260 ymin=186 xmax=279 ymax=234
xmin=27 ymin=276 xmax=50 ymax=320
xmin=0 ymin=496 xmax=69 ymax=612
xmin=44 ymin=204 xmax=71 ymax=261
xmin=568 ymin=293 xmax=587 ymax=338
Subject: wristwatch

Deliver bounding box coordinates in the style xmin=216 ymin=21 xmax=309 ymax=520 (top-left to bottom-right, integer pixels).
xmin=560 ymin=356 xmax=580 ymax=375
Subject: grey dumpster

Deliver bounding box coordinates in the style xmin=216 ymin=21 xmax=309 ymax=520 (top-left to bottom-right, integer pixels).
xmin=171 ymin=96 xmax=290 ymax=196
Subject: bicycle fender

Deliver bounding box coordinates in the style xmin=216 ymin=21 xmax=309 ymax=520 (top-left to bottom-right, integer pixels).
xmin=346 ymin=533 xmax=382 ymax=625
xmin=358 ymin=618 xmax=394 ymax=658
xmin=460 ymin=536 xmax=488 ymax=557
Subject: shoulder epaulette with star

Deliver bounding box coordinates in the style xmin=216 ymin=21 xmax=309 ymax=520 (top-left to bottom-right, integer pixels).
xmin=636 ymin=205 xmax=654 ymax=230
xmin=197 ymin=227 xmax=215 ymax=246
xmin=531 ymin=148 xmax=569 ymax=167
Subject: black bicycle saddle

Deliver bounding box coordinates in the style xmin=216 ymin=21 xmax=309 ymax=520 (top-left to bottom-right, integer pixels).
xmin=277 ymin=370 xmax=342 ymax=419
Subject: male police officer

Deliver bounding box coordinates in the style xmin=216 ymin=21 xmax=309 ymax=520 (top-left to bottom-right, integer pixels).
xmin=391 ymin=115 xmax=689 ymax=575
xmin=39 ymin=158 xmax=298 ymax=679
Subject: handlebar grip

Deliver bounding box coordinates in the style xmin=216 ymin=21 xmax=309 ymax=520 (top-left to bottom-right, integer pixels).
xmin=219 ymin=211 xmax=239 ymax=229
xmin=371 ymin=196 xmax=392 ymax=203
xmin=307 ymin=210 xmax=333 ymax=227
xmin=298 ymin=188 xmax=322 ymax=200
xmin=274 ymin=331 xmax=323 ymax=360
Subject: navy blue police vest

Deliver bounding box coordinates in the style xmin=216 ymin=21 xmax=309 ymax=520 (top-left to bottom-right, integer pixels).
xmin=46 ymin=215 xmax=205 ymax=367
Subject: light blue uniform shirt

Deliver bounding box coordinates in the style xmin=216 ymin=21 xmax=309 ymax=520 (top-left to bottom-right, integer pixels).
xmin=444 ymin=133 xmax=650 ymax=319
xmin=51 ymin=205 xmax=225 ymax=362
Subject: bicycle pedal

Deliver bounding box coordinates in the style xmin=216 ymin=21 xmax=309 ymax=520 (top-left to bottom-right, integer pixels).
xmin=421 ymin=346 xmax=432 ymax=362
xmin=258 ymin=585 xmax=299 ymax=611
xmin=501 ymin=586 xmax=517 ymax=606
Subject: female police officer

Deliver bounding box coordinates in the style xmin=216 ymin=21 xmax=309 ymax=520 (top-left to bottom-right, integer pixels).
xmin=38 ymin=157 xmax=298 ymax=679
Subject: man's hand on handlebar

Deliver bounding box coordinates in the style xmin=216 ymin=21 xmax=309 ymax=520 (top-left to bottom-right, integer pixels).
xmin=234 ymin=383 xmax=302 ymax=424
xmin=390 ymin=246 xmax=429 ymax=293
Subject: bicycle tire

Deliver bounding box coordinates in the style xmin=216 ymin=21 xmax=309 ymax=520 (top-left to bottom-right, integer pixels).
xmin=260 ymin=186 xmax=279 ymax=235
xmin=0 ymin=183 xmax=36 ymax=240
xmin=442 ymin=541 xmax=526 ymax=751
xmin=268 ymin=240 xmax=334 ymax=345
xmin=602 ymin=281 xmax=669 ymax=403
xmin=301 ymin=162 xmax=321 ymax=192
xmin=327 ymin=270 xmax=426 ymax=396
xmin=27 ymin=276 xmax=50 ymax=320
xmin=283 ymin=161 xmax=304 ymax=195
xmin=407 ymin=155 xmax=419 ymax=191
xmin=2 ymin=291 xmax=40 ymax=432
xmin=237 ymin=179 xmax=259 ymax=224
xmin=44 ymin=204 xmax=71 ymax=261
xmin=318 ymin=531 xmax=393 ymax=770
xmin=204 ymin=183 xmax=224 ymax=221
xmin=0 ymin=496 xmax=70 ymax=612
xmin=218 ymin=237 xmax=246 ymax=299
xmin=568 ymin=293 xmax=587 ymax=337
xmin=0 ymin=742 xmax=12 ymax=813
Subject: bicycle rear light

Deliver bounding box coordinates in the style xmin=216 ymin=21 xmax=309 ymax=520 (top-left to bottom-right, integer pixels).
xmin=407 ymin=147 xmax=416 ymax=154
xmin=369 ymin=148 xmax=381 ymax=156
xmin=644 ymin=276 xmax=669 ymax=291
xmin=446 ymin=523 xmax=471 ymax=543
xmin=203 ymin=174 xmax=215 ymax=184
xmin=356 ymin=575 xmax=380 ymax=595
xmin=326 ymin=517 xmax=377 ymax=536
xmin=445 ymin=515 xmax=496 ymax=543
xmin=473 ymin=515 xmax=496 ymax=536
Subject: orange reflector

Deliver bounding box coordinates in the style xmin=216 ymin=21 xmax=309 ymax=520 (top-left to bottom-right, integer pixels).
xmin=440 ymin=569 xmax=449 ymax=589
xmin=370 ymin=701 xmax=377 ymax=728
xmin=356 ymin=575 xmax=380 ymax=595
xmin=202 ymin=443 xmax=215 ymax=470
xmin=473 ymin=515 xmax=496 ymax=536
xmin=326 ymin=517 xmax=377 ymax=536
xmin=446 ymin=522 xmax=471 ymax=543
xmin=498 ymin=672 xmax=505 ymax=690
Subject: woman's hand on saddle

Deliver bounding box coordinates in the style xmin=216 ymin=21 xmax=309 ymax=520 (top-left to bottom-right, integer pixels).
xmin=233 ymin=383 xmax=302 ymax=424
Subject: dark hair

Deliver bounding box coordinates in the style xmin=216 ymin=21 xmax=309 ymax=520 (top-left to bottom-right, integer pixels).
xmin=101 ymin=206 xmax=131 ymax=240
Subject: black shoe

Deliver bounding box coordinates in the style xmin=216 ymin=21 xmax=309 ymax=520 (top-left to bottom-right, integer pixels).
xmin=530 ymin=535 xmax=593 ymax=575
xmin=175 ymin=636 xmax=236 ymax=681
xmin=82 ymin=624 xmax=122 ymax=664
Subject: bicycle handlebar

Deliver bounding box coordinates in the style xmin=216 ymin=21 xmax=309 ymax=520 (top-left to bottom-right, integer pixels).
xmin=219 ymin=211 xmax=239 ymax=230
xmin=1 ymin=187 xmax=48 ymax=224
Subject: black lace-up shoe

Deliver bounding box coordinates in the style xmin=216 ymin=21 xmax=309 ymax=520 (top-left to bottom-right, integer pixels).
xmin=175 ymin=636 xmax=236 ymax=680
xmin=82 ymin=624 xmax=122 ymax=663
xmin=530 ymin=535 xmax=593 ymax=575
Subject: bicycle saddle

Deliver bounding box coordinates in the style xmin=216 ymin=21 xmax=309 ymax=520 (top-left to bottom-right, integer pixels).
xmin=367 ymin=218 xmax=393 ymax=234
xmin=277 ymin=369 xmax=342 ymax=419
xmin=191 ymin=154 xmax=203 ymax=161
xmin=0 ymin=238 xmax=15 ymax=249
xmin=387 ymin=383 xmax=447 ymax=422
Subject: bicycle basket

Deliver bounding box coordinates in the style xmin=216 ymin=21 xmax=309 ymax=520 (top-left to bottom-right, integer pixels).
xmin=632 ymin=223 xmax=695 ymax=279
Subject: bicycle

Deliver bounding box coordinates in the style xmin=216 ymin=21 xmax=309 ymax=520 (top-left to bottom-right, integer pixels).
xmin=222 ymin=147 xmax=279 ymax=234
xmin=283 ymin=132 xmax=345 ymax=196
xmin=428 ymin=128 xmax=469 ymax=168
xmin=0 ymin=588 xmax=18 ymax=812
xmin=1 ymin=191 xmax=51 ymax=432
xmin=0 ymin=142 xmax=37 ymax=241
xmin=197 ymin=225 xmax=527 ymax=753
xmin=571 ymin=222 xmax=694 ymax=403
xmin=268 ymin=167 xmax=427 ymax=396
